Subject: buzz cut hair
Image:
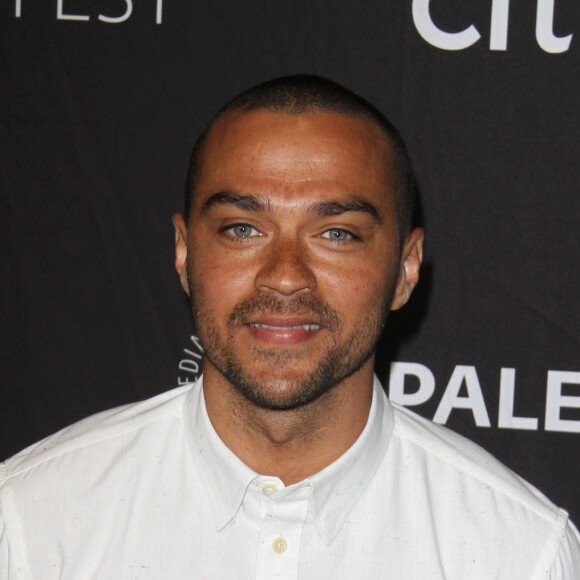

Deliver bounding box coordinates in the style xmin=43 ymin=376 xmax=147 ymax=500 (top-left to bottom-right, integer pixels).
xmin=184 ymin=74 xmax=418 ymax=240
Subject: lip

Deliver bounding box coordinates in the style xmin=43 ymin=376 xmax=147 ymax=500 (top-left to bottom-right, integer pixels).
xmin=244 ymin=317 xmax=323 ymax=346
xmin=247 ymin=316 xmax=322 ymax=328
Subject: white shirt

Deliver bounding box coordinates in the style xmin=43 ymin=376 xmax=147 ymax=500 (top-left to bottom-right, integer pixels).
xmin=1 ymin=376 xmax=579 ymax=579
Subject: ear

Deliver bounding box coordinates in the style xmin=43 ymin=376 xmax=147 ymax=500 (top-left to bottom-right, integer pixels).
xmin=390 ymin=227 xmax=424 ymax=311
xmin=172 ymin=213 xmax=190 ymax=296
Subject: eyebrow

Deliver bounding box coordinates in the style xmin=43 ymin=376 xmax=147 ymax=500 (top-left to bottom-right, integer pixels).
xmin=201 ymin=191 xmax=267 ymax=214
xmin=310 ymin=199 xmax=383 ymax=224
xmin=201 ymin=190 xmax=383 ymax=224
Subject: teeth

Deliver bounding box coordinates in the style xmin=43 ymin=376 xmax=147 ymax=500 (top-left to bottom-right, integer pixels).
xmin=250 ymin=323 xmax=321 ymax=331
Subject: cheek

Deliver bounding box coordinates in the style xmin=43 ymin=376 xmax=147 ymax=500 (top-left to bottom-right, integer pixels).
xmin=188 ymin=251 xmax=257 ymax=313
xmin=321 ymin=246 xmax=395 ymax=297
xmin=319 ymin=264 xmax=391 ymax=319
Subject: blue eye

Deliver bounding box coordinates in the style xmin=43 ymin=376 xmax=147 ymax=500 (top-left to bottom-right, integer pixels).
xmin=224 ymin=223 xmax=259 ymax=239
xmin=322 ymin=229 xmax=351 ymax=242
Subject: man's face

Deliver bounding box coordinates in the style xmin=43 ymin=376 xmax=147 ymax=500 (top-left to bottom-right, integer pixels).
xmin=174 ymin=109 xmax=422 ymax=410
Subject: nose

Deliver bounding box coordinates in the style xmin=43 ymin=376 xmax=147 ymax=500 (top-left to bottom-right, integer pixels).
xmin=254 ymin=236 xmax=316 ymax=296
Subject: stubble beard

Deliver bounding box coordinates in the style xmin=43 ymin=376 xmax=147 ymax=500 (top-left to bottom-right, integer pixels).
xmin=189 ymin=284 xmax=394 ymax=412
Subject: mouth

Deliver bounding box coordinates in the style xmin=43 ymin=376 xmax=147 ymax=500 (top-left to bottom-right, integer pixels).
xmin=243 ymin=318 xmax=324 ymax=346
xmin=249 ymin=323 xmax=321 ymax=331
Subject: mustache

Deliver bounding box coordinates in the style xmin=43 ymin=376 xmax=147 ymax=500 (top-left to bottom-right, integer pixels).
xmin=228 ymin=293 xmax=340 ymax=330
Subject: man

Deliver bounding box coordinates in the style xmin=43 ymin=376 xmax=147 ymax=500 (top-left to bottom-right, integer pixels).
xmin=1 ymin=75 xmax=579 ymax=578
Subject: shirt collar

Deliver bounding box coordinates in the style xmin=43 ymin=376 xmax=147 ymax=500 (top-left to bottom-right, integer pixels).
xmin=307 ymin=376 xmax=393 ymax=544
xmin=185 ymin=375 xmax=394 ymax=544
xmin=185 ymin=377 xmax=258 ymax=531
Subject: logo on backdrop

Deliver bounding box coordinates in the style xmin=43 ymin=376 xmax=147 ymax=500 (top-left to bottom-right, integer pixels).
xmin=175 ymin=342 xmax=580 ymax=435
xmin=389 ymin=362 xmax=580 ymax=434
xmin=177 ymin=334 xmax=204 ymax=386
xmin=412 ymin=0 xmax=573 ymax=53
xmin=13 ymin=0 xmax=164 ymax=24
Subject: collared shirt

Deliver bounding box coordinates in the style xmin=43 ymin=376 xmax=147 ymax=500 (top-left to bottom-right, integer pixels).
xmin=1 ymin=376 xmax=579 ymax=579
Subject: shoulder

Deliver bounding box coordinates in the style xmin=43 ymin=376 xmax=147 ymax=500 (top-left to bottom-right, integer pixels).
xmin=0 ymin=383 xmax=195 ymax=484
xmin=390 ymin=401 xmax=563 ymax=521
xmin=387 ymin=401 xmax=579 ymax=574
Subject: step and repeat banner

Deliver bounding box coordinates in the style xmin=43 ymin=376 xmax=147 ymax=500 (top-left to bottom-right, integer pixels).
xmin=1 ymin=1 xmax=579 ymax=523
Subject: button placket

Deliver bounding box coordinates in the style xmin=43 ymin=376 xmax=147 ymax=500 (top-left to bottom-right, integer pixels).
xmin=255 ymin=485 xmax=310 ymax=580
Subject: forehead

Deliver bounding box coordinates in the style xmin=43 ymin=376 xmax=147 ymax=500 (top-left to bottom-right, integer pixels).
xmin=194 ymin=109 xmax=396 ymax=212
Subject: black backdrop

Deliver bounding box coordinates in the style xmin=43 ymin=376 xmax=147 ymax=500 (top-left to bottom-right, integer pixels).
xmin=1 ymin=1 xmax=579 ymax=525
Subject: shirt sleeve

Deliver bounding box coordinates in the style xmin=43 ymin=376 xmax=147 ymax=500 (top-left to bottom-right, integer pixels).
xmin=0 ymin=501 xmax=13 ymax=579
xmin=0 ymin=486 xmax=32 ymax=580
xmin=548 ymin=518 xmax=580 ymax=579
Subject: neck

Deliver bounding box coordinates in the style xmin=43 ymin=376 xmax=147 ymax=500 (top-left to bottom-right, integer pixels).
xmin=202 ymin=362 xmax=374 ymax=485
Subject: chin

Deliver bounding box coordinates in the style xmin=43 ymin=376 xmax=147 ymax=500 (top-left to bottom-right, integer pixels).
xmin=219 ymin=361 xmax=334 ymax=411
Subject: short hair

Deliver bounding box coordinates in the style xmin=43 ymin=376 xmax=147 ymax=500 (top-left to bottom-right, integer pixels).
xmin=185 ymin=74 xmax=418 ymax=240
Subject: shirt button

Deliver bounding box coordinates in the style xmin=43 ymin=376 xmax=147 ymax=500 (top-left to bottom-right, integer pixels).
xmin=261 ymin=482 xmax=278 ymax=497
xmin=272 ymin=536 xmax=287 ymax=554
